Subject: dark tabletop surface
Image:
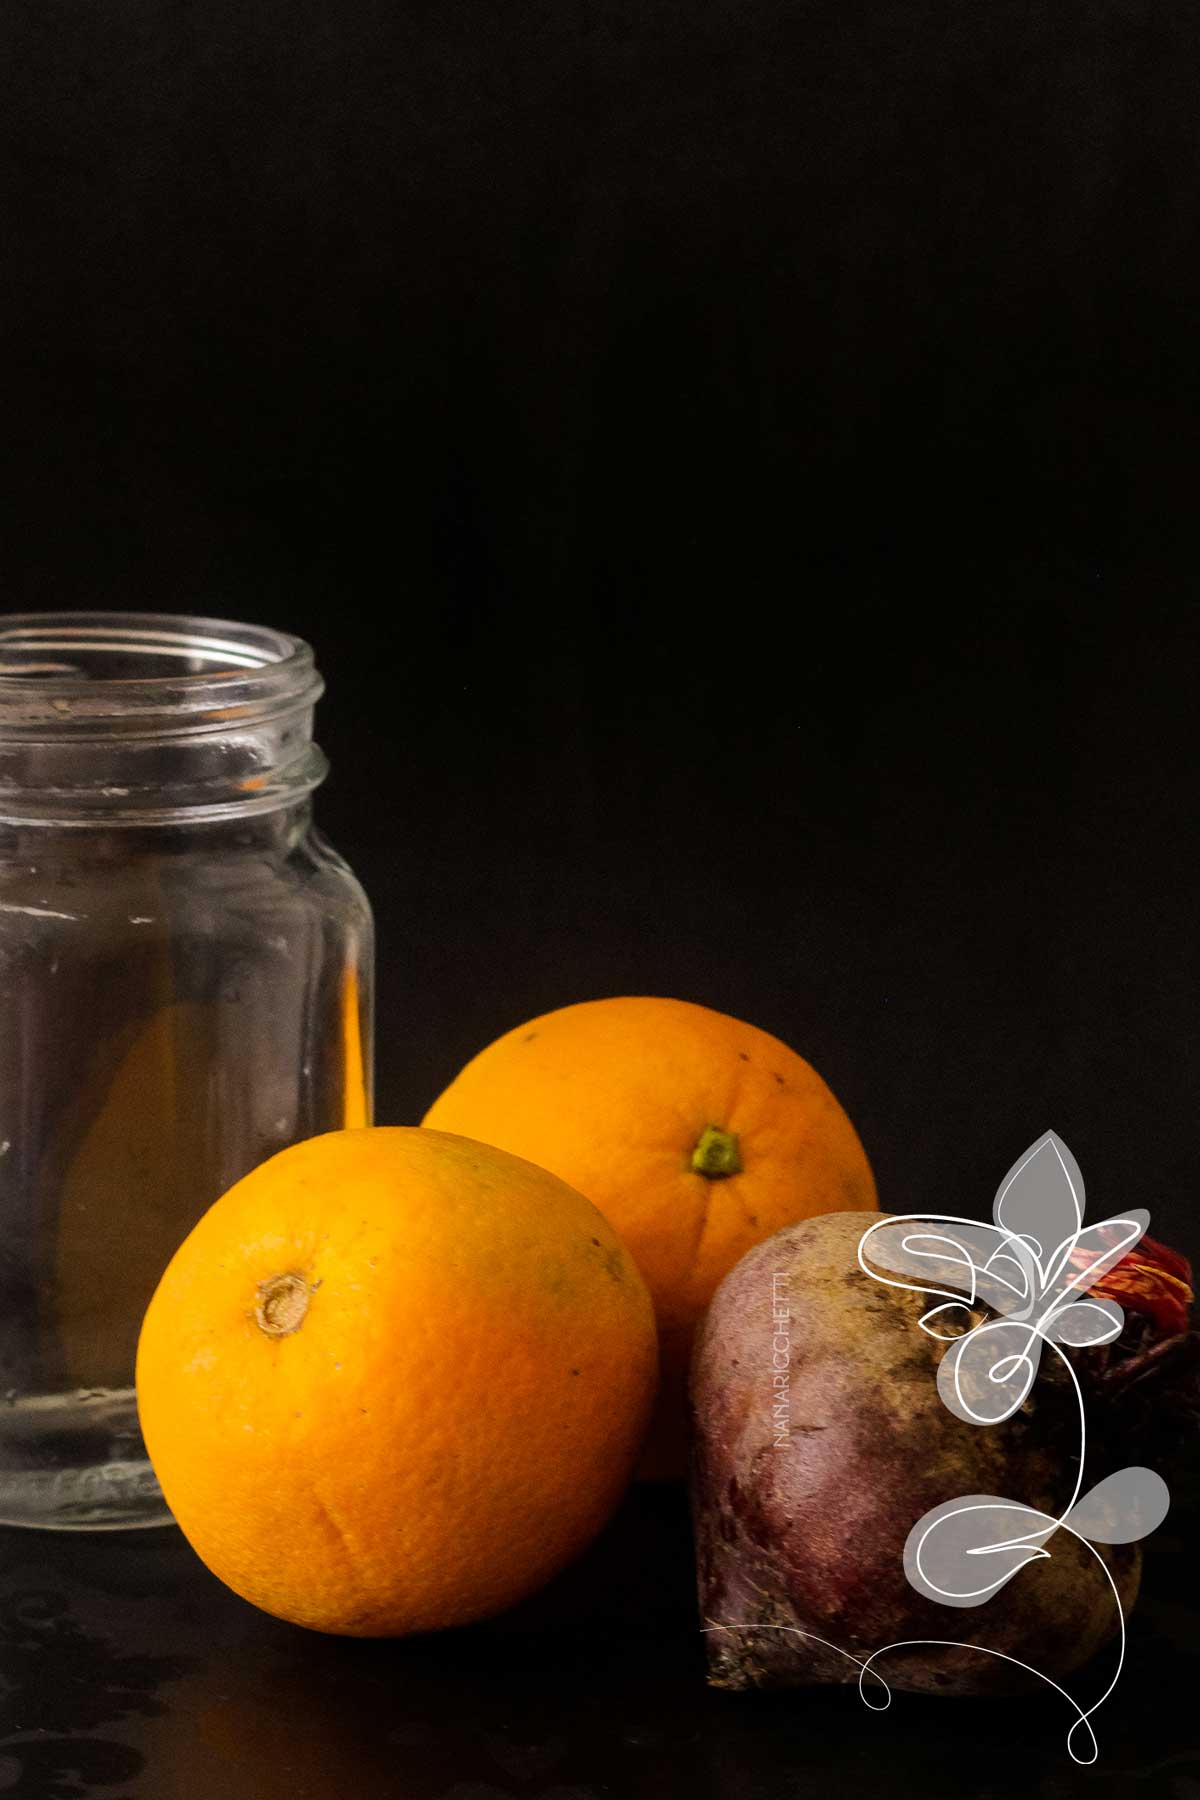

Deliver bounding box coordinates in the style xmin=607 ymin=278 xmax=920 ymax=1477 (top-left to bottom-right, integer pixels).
xmin=2 ymin=1484 xmax=1197 ymax=1800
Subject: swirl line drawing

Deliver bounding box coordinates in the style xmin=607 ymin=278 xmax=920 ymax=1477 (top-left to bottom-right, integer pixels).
xmin=706 ymin=1132 xmax=1171 ymax=1765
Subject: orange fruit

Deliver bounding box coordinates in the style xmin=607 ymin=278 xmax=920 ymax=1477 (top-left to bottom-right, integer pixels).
xmin=422 ymin=997 xmax=877 ymax=1473
xmin=135 ymin=1126 xmax=658 ymax=1636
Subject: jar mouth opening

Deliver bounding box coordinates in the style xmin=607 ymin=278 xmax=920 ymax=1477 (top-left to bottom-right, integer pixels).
xmin=0 ymin=613 xmax=323 ymax=738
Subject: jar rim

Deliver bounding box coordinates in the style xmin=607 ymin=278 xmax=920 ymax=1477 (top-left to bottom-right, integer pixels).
xmin=0 ymin=614 xmax=328 ymax=824
xmin=0 ymin=612 xmax=323 ymax=739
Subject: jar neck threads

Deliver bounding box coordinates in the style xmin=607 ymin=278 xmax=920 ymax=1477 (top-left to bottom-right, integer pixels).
xmin=0 ymin=614 xmax=327 ymax=825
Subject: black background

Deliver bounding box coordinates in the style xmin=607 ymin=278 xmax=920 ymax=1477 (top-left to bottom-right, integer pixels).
xmin=3 ymin=0 xmax=1197 ymax=1265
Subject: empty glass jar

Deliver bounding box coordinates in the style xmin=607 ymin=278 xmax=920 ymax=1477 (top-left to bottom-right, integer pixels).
xmin=0 ymin=614 xmax=373 ymax=1529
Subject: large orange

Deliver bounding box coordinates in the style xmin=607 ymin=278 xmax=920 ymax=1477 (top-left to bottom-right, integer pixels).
xmin=422 ymin=997 xmax=877 ymax=1473
xmin=136 ymin=1126 xmax=658 ymax=1636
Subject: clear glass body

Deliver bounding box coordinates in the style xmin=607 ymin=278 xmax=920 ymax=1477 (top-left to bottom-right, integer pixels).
xmin=0 ymin=615 xmax=373 ymax=1529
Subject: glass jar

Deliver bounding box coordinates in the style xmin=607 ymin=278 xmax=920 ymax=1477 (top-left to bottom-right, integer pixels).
xmin=0 ymin=613 xmax=373 ymax=1530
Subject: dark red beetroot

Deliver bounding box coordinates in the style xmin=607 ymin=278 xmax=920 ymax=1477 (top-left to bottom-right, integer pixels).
xmin=689 ymin=1212 xmax=1194 ymax=1697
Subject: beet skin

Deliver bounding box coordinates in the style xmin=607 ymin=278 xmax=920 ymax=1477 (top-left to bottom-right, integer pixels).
xmin=689 ymin=1212 xmax=1139 ymax=1695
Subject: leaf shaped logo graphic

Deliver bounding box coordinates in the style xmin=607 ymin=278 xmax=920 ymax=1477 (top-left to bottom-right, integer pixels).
xmin=1064 ymin=1468 xmax=1171 ymax=1545
xmin=1042 ymin=1297 xmax=1124 ymax=1348
xmin=993 ymin=1132 xmax=1086 ymax=1284
xmin=903 ymin=1495 xmax=1055 ymax=1608
xmin=859 ymin=1218 xmax=1035 ymax=1319
xmin=851 ymin=1135 xmax=1173 ymax=1765
xmin=858 ymin=1136 xmax=1149 ymax=1417
xmin=1048 ymin=1214 xmax=1150 ymax=1308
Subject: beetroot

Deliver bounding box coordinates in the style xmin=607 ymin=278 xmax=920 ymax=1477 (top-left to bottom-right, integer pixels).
xmin=689 ymin=1207 xmax=1175 ymax=1703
